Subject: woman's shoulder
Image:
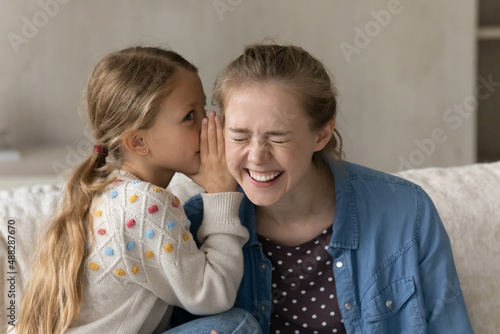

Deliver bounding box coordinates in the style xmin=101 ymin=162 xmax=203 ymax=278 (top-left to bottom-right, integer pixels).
xmin=332 ymin=160 xmax=429 ymax=199
xmin=339 ymin=161 xmax=441 ymax=223
xmin=334 ymin=162 xmax=443 ymax=248
xmin=332 ymin=161 xmax=437 ymax=214
xmin=335 ymin=161 xmax=420 ymax=189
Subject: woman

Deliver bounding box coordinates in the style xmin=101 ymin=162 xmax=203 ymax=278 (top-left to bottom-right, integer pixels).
xmin=181 ymin=44 xmax=473 ymax=334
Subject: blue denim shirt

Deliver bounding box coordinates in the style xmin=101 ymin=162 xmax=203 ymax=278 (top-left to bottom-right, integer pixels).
xmin=183 ymin=161 xmax=473 ymax=334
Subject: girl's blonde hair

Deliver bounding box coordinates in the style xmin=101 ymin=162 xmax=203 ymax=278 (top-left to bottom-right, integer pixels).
xmin=213 ymin=43 xmax=343 ymax=163
xmin=15 ymin=46 xmax=197 ymax=334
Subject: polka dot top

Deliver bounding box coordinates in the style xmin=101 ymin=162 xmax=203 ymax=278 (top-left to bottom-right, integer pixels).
xmin=258 ymin=226 xmax=346 ymax=334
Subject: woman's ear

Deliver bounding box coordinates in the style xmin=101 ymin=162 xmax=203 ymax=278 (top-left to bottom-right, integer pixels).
xmin=122 ymin=131 xmax=148 ymax=155
xmin=314 ymin=118 xmax=336 ymax=152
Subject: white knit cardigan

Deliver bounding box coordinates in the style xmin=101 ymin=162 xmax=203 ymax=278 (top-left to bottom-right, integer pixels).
xmin=67 ymin=171 xmax=249 ymax=333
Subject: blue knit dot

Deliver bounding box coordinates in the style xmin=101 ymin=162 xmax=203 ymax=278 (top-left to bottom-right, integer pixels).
xmin=130 ymin=180 xmax=141 ymax=185
xmin=109 ymin=190 xmax=118 ymax=199
xmin=167 ymin=221 xmax=176 ymax=229
xmin=186 ymin=219 xmax=191 ymax=227
xmin=145 ymin=229 xmax=155 ymax=239
xmin=104 ymin=247 xmax=114 ymax=256
xmin=127 ymin=241 xmax=135 ymax=251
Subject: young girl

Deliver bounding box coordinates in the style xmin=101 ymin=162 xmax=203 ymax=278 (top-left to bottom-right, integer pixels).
xmin=15 ymin=47 xmax=261 ymax=334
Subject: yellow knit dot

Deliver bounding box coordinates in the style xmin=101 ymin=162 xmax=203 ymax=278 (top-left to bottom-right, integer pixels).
xmin=129 ymin=194 xmax=138 ymax=203
xmin=115 ymin=269 xmax=126 ymax=276
xmin=163 ymin=243 xmax=174 ymax=253
xmin=132 ymin=264 xmax=139 ymax=274
xmin=152 ymin=186 xmax=162 ymax=192
xmin=174 ymin=196 xmax=181 ymax=205
xmin=94 ymin=210 xmax=102 ymax=217
xmin=89 ymin=263 xmax=99 ymax=271
xmin=145 ymin=251 xmax=154 ymax=258
xmin=182 ymin=234 xmax=190 ymax=241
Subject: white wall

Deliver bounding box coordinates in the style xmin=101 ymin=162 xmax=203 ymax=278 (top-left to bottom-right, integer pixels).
xmin=0 ymin=0 xmax=477 ymax=173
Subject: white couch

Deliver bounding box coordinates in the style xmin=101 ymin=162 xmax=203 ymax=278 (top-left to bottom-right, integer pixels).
xmin=1 ymin=162 xmax=499 ymax=333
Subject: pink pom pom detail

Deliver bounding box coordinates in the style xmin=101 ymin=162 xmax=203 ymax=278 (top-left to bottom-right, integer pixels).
xmin=148 ymin=205 xmax=159 ymax=214
xmin=127 ymin=219 xmax=136 ymax=228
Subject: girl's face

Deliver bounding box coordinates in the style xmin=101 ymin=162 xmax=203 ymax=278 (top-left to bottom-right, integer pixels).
xmin=224 ymin=83 xmax=330 ymax=207
xmin=141 ymin=68 xmax=206 ymax=177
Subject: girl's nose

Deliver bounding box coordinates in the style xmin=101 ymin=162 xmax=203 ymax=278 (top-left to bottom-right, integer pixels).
xmin=196 ymin=114 xmax=204 ymax=131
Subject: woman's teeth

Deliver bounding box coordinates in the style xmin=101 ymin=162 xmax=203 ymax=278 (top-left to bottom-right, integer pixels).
xmin=249 ymin=171 xmax=282 ymax=182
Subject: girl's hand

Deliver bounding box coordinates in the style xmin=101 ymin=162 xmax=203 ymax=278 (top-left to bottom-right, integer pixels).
xmin=187 ymin=111 xmax=237 ymax=193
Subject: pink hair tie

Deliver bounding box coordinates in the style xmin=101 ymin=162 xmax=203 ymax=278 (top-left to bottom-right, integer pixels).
xmin=93 ymin=145 xmax=108 ymax=157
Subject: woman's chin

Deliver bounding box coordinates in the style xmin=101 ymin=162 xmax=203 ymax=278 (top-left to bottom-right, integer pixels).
xmin=243 ymin=190 xmax=280 ymax=207
xmin=238 ymin=170 xmax=286 ymax=206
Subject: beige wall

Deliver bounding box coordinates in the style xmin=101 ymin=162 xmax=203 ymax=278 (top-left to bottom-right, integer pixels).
xmin=0 ymin=0 xmax=477 ymax=172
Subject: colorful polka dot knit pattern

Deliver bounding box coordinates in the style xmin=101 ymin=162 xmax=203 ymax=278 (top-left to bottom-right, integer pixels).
xmin=71 ymin=171 xmax=249 ymax=334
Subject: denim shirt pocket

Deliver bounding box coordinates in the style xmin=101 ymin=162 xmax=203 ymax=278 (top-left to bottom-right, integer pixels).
xmin=362 ymin=276 xmax=416 ymax=322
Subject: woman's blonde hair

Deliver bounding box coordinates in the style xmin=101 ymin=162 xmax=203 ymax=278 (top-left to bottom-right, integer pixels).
xmin=213 ymin=43 xmax=342 ymax=163
xmin=15 ymin=46 xmax=197 ymax=334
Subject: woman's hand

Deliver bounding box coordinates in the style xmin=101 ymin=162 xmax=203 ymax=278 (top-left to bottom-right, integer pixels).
xmin=187 ymin=111 xmax=237 ymax=193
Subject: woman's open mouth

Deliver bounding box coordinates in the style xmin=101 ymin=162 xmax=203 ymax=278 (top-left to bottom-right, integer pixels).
xmin=246 ymin=169 xmax=283 ymax=185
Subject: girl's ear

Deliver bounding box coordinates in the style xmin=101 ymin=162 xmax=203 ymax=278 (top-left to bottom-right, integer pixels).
xmin=122 ymin=131 xmax=148 ymax=155
xmin=314 ymin=118 xmax=336 ymax=152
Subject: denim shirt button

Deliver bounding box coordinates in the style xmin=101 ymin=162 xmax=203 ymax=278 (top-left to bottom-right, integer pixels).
xmin=260 ymin=263 xmax=266 ymax=269
xmin=345 ymin=302 xmax=352 ymax=310
xmin=385 ymin=300 xmax=393 ymax=308
xmin=260 ymin=305 xmax=266 ymax=312
xmin=336 ymin=261 xmax=343 ymax=268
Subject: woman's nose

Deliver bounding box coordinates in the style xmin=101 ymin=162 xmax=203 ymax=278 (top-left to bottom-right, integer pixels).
xmin=247 ymin=141 xmax=271 ymax=165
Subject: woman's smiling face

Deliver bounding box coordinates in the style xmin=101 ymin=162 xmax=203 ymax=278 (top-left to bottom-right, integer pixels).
xmin=223 ymin=83 xmax=329 ymax=206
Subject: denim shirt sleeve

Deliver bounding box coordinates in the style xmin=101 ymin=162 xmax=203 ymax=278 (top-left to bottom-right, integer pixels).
xmin=416 ymin=190 xmax=474 ymax=333
xmin=330 ymin=161 xmax=474 ymax=334
xmin=183 ymin=194 xmax=204 ymax=247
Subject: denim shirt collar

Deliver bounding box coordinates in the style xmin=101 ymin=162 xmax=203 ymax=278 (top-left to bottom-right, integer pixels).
xmin=328 ymin=159 xmax=359 ymax=250
xmin=240 ymin=159 xmax=359 ymax=251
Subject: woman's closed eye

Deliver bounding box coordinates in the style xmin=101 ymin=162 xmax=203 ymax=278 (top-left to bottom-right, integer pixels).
xmin=270 ymin=139 xmax=287 ymax=144
xmin=268 ymin=136 xmax=290 ymax=144
xmin=231 ymin=137 xmax=248 ymax=142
